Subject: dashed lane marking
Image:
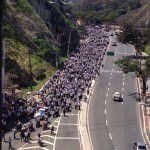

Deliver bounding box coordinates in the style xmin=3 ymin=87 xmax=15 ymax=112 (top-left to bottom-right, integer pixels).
xmin=123 ymin=82 xmax=125 ymax=85
xmin=102 ymin=70 xmax=122 ymax=73
xmin=56 ymin=137 xmax=80 ymax=140
xmin=106 ymin=120 xmax=108 ymax=125
xmin=107 ymin=88 xmax=110 ymax=91
xmin=109 ymin=133 xmax=112 ymax=140
xmin=105 ymin=100 xmax=107 ymax=105
xmin=106 ymin=93 xmax=108 ymax=97
xmin=104 ymin=109 xmax=106 ymax=114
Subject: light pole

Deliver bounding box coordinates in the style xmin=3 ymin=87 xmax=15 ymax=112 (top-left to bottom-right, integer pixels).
xmin=67 ymin=30 xmax=72 ymax=58
xmin=28 ymin=48 xmax=33 ymax=91
xmin=55 ymin=33 xmax=64 ymax=69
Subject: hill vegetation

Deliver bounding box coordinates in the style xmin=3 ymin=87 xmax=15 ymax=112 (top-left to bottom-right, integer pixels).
xmin=3 ymin=0 xmax=79 ymax=95
xmin=72 ymin=0 xmax=142 ymax=24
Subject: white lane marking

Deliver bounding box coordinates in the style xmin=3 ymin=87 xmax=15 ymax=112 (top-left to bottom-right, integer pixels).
xmin=105 ymin=100 xmax=107 ymax=105
xmin=102 ymin=70 xmax=122 ymax=73
xmin=60 ymin=123 xmax=79 ymax=126
xmin=107 ymin=88 xmax=110 ymax=91
xmin=62 ymin=113 xmax=78 ymax=116
xmin=104 ymin=109 xmax=106 ymax=114
xmin=18 ymin=147 xmax=48 ymax=150
xmin=106 ymin=93 xmax=108 ymax=97
xmin=109 ymin=133 xmax=112 ymax=140
xmin=111 ymin=73 xmax=113 ymax=76
xmin=110 ymin=76 xmax=112 ymax=80
xmin=41 ymin=135 xmax=55 ymax=139
xmin=109 ymin=82 xmax=110 ymax=85
xmin=77 ymin=112 xmax=82 ymax=150
xmin=56 ymin=137 xmax=80 ymax=140
xmin=41 ymin=130 xmax=52 ymax=134
xmin=42 ymin=140 xmax=54 ymax=145
xmin=122 ymin=87 xmax=124 ymax=92
xmin=123 ymin=82 xmax=125 ymax=85
xmin=41 ymin=134 xmax=55 ymax=139
xmin=122 ymin=102 xmax=124 ymax=105
xmin=106 ymin=120 xmax=108 ymax=125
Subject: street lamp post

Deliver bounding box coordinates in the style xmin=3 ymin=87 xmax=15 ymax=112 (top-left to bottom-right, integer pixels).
xmin=67 ymin=30 xmax=72 ymax=58
xmin=28 ymin=48 xmax=33 ymax=91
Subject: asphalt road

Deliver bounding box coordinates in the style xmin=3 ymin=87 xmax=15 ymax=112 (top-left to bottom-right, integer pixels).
xmin=88 ymin=32 xmax=144 ymax=150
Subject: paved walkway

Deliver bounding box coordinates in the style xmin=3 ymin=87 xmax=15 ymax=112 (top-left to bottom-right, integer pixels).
xmin=138 ymin=78 xmax=150 ymax=149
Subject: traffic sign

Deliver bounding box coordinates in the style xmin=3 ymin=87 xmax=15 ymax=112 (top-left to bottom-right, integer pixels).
xmin=107 ymin=51 xmax=114 ymax=56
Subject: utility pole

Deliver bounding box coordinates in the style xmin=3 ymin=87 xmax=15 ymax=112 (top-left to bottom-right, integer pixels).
xmin=2 ymin=40 xmax=5 ymax=103
xmin=0 ymin=0 xmax=4 ymax=146
xmin=67 ymin=30 xmax=72 ymax=58
xmin=145 ymin=7 xmax=149 ymax=30
xmin=28 ymin=48 xmax=33 ymax=91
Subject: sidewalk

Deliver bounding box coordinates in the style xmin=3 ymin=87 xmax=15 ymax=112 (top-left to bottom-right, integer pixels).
xmin=138 ymin=78 xmax=150 ymax=149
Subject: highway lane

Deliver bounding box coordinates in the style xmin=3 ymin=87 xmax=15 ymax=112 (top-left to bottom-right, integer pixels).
xmin=88 ymin=32 xmax=144 ymax=150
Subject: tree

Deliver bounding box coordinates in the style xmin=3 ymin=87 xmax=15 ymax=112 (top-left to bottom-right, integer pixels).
xmin=116 ymin=57 xmax=150 ymax=95
xmin=118 ymin=23 xmax=142 ymax=45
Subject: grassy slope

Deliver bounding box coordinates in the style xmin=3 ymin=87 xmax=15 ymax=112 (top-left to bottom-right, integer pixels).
xmin=4 ymin=0 xmax=57 ymax=95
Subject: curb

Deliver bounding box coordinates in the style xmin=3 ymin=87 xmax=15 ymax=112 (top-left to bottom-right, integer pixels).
xmin=79 ymin=79 xmax=96 ymax=150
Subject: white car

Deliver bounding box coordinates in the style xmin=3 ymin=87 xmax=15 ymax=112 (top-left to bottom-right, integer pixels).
xmin=112 ymin=41 xmax=117 ymax=46
xmin=113 ymin=92 xmax=122 ymax=101
xmin=133 ymin=142 xmax=147 ymax=150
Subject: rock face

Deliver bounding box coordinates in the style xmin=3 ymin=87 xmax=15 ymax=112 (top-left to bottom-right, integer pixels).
xmin=29 ymin=0 xmax=80 ymax=55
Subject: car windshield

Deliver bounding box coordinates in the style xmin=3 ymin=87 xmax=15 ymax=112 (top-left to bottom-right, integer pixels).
xmin=138 ymin=145 xmax=146 ymax=149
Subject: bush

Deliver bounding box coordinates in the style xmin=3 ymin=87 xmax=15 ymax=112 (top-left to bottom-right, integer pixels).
xmin=17 ymin=0 xmax=34 ymax=15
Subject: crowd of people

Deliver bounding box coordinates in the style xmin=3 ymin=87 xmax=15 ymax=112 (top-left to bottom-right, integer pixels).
xmin=2 ymin=26 xmax=109 ymax=145
xmin=38 ymin=26 xmax=109 ymax=115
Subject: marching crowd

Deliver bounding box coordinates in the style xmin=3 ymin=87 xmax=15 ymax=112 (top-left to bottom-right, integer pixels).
xmin=2 ymin=26 xmax=109 ymax=147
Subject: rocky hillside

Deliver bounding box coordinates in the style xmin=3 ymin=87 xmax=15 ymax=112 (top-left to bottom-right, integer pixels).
xmin=116 ymin=0 xmax=150 ymax=28
xmin=3 ymin=0 xmax=79 ymax=94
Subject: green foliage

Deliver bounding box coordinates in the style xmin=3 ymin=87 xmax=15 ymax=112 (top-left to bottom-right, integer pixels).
xmin=118 ymin=23 xmax=142 ymax=45
xmin=17 ymin=0 xmax=35 ymax=15
xmin=115 ymin=57 xmax=140 ymax=74
xmin=5 ymin=38 xmax=56 ymax=91
xmin=144 ymin=44 xmax=150 ymax=55
xmin=105 ymin=11 xmax=118 ymax=22
xmin=72 ymin=0 xmax=142 ymax=24
xmin=3 ymin=22 xmax=17 ymax=39
xmin=60 ymin=56 xmax=67 ymax=63
xmin=64 ymin=17 xmax=76 ymax=30
xmin=32 ymin=38 xmax=58 ymax=62
xmin=17 ymin=0 xmax=41 ymax=23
